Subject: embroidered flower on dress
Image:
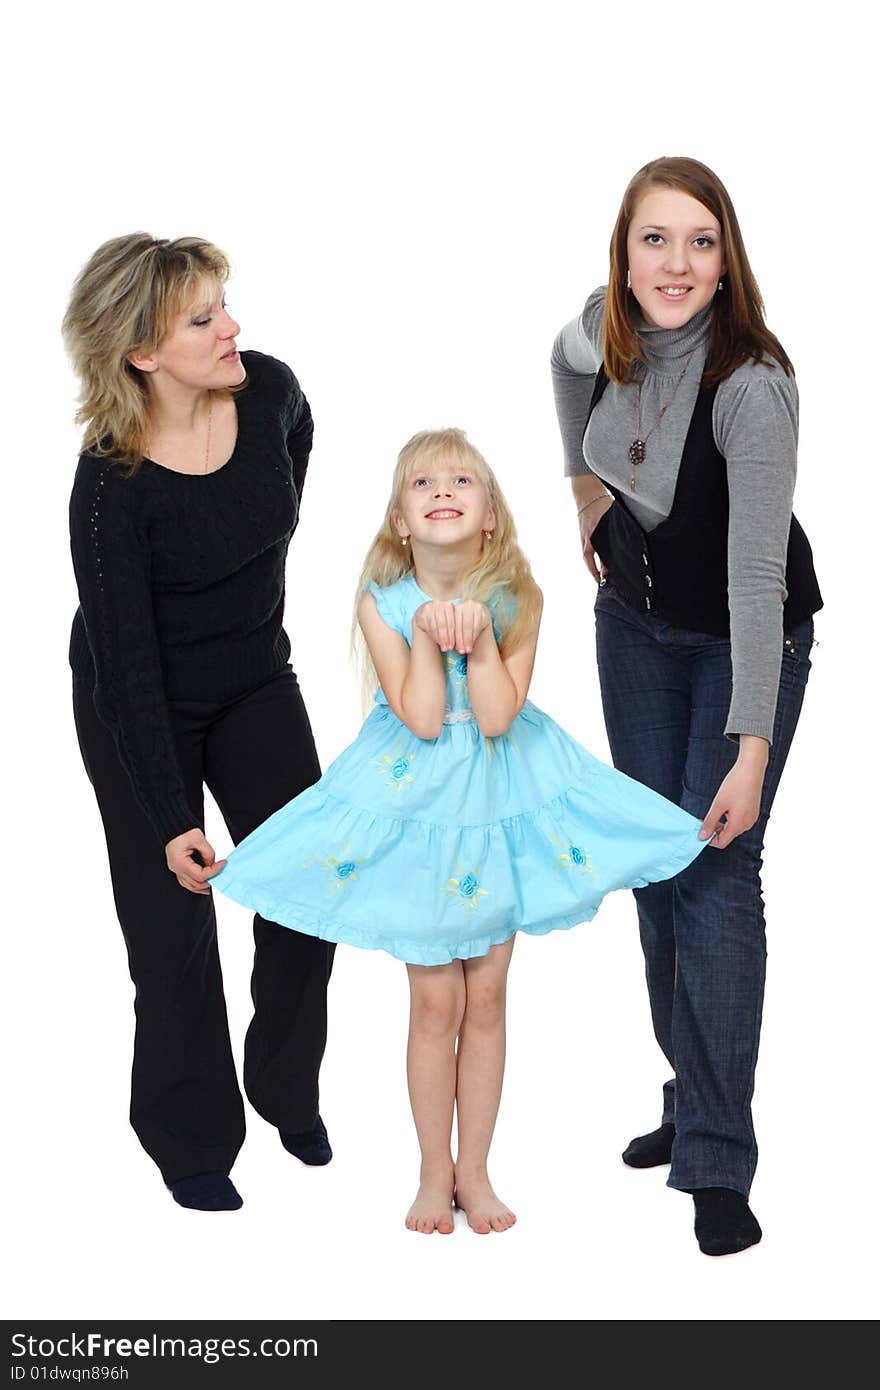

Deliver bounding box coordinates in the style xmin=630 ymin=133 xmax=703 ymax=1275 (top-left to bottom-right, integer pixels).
xmin=305 ymin=840 xmax=365 ymax=893
xmin=441 ymin=862 xmax=489 ymax=914
xmin=444 ymin=651 xmax=469 ymax=685
xmin=549 ymin=828 xmax=596 ymax=877
xmin=369 ymin=743 xmax=416 ymax=793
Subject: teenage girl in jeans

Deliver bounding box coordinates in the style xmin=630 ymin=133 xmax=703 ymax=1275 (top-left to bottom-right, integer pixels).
xmin=551 ymin=156 xmax=822 ymax=1255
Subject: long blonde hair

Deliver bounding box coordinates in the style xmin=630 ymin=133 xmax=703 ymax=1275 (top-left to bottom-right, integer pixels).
xmin=62 ymin=233 xmax=233 ymax=472
xmin=352 ymin=428 xmax=542 ymax=707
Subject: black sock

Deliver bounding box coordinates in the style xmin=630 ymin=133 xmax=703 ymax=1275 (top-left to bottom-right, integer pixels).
xmin=279 ymin=1114 xmax=332 ymax=1166
xmin=169 ymin=1172 xmax=243 ymax=1212
xmin=692 ymin=1188 xmax=761 ymax=1256
xmin=622 ymin=1122 xmax=675 ymax=1168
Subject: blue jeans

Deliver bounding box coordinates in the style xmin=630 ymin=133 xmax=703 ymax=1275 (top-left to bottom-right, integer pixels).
xmin=594 ymin=583 xmax=813 ymax=1197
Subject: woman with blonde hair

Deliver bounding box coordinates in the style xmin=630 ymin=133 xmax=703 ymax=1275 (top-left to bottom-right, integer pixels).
xmin=552 ymin=156 xmax=822 ymax=1254
xmin=65 ymin=234 xmax=334 ymax=1211
xmin=212 ymin=427 xmax=709 ymax=1234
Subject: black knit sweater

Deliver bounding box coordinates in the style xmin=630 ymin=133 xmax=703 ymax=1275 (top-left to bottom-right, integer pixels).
xmin=68 ymin=351 xmax=312 ymax=845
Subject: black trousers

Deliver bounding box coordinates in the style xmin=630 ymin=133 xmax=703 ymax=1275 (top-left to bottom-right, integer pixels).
xmin=72 ymin=666 xmax=335 ymax=1185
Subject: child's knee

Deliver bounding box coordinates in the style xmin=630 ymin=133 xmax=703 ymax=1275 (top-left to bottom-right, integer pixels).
xmin=409 ymin=980 xmax=465 ymax=1038
xmin=463 ymin=979 xmax=507 ymax=1028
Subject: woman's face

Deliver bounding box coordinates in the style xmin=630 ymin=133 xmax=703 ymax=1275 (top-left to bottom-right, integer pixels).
xmin=625 ymin=186 xmax=725 ymax=330
xmin=132 ymin=279 xmax=246 ymax=390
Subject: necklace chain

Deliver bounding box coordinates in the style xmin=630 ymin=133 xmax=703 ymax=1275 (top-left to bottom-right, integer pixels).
xmin=204 ymin=393 xmax=214 ymax=473
xmin=628 ymin=351 xmax=697 ymax=491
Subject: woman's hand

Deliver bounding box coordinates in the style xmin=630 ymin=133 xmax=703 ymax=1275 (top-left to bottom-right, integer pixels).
xmin=165 ymin=827 xmax=226 ymax=894
xmin=578 ymin=495 xmax=613 ymax=585
xmin=414 ymin=599 xmax=491 ymax=653
xmin=699 ymin=737 xmax=769 ymax=850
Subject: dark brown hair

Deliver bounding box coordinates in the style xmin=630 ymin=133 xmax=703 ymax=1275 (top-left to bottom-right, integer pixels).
xmin=604 ymin=156 xmax=793 ymax=385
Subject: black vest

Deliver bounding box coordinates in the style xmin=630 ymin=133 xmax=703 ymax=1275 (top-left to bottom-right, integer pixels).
xmin=585 ymin=364 xmax=823 ymax=635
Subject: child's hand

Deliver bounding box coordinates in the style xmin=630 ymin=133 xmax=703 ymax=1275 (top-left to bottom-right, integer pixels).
xmin=414 ymin=600 xmax=458 ymax=651
xmin=414 ymin=600 xmax=491 ymax=653
xmin=453 ymin=600 xmax=492 ymax=654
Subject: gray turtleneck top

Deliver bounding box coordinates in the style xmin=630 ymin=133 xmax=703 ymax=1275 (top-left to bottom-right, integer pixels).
xmin=551 ymin=286 xmax=800 ymax=743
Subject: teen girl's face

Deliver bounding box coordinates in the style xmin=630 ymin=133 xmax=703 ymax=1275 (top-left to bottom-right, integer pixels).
xmin=131 ymin=280 xmax=246 ymax=390
xmin=395 ymin=458 xmax=496 ymax=551
xmin=626 ymin=186 xmax=725 ymax=330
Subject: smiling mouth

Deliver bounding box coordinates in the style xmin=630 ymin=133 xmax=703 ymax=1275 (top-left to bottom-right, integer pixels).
xmin=657 ymin=287 xmax=692 ymax=298
xmin=425 ymin=509 xmax=463 ymax=520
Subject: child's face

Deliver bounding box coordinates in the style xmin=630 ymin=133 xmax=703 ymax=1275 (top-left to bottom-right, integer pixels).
xmin=395 ymin=456 xmax=496 ymax=550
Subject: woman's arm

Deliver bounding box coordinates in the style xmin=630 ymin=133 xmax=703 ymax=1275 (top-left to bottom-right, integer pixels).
xmin=69 ymin=460 xmax=200 ymax=848
xmin=717 ymin=368 xmax=798 ymax=744
xmin=357 ymin=592 xmax=447 ymax=738
xmin=699 ymin=367 xmax=798 ymax=849
xmin=550 ymin=287 xmax=606 ymax=478
xmin=551 ymin=289 xmax=613 ymax=581
xmin=285 ymin=376 xmax=314 ymax=513
xmin=464 ymin=596 xmax=543 ymax=738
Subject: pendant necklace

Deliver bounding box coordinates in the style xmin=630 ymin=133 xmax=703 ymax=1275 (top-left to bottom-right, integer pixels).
xmin=629 ymin=349 xmax=697 ymax=491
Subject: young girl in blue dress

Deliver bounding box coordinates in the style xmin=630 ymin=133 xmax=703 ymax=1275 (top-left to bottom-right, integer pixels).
xmin=211 ymin=427 xmax=709 ymax=1235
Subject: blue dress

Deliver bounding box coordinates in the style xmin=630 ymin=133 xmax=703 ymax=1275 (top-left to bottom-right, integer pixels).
xmin=211 ymin=575 xmax=707 ymax=965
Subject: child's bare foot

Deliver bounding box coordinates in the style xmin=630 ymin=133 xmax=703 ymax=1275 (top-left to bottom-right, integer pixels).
xmin=405 ymin=1167 xmax=455 ymax=1234
xmin=454 ymin=1167 xmax=517 ymax=1234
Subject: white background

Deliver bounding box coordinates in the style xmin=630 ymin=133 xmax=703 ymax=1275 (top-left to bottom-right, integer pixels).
xmin=4 ymin=0 xmax=875 ymax=1323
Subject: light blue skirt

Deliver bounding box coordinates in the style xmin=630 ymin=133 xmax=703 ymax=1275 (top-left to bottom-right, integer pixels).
xmin=211 ymin=699 xmax=706 ymax=965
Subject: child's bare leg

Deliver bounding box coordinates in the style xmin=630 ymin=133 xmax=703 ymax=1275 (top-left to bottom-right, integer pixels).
xmin=454 ymin=937 xmax=517 ymax=1234
xmin=404 ymin=960 xmax=466 ymax=1233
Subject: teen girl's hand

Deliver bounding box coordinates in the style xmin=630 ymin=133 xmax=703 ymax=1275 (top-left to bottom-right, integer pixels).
xmin=578 ymin=495 xmax=613 ymax=585
xmin=699 ymin=737 xmax=769 ymax=850
xmin=165 ymin=827 xmax=227 ymax=894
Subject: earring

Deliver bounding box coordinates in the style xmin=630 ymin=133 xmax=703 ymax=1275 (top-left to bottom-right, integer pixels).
xmin=717 ymin=279 xmax=723 ymax=292
xmin=484 ymin=531 xmax=493 ymax=542
xmin=401 ymin=536 xmax=408 ymax=546
xmin=626 ymin=269 xmax=631 ymax=290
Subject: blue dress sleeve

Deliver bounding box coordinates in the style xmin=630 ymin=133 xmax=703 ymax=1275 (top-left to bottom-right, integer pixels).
xmin=365 ymin=581 xmax=402 ymax=636
xmin=489 ymin=585 xmax=518 ymax=643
